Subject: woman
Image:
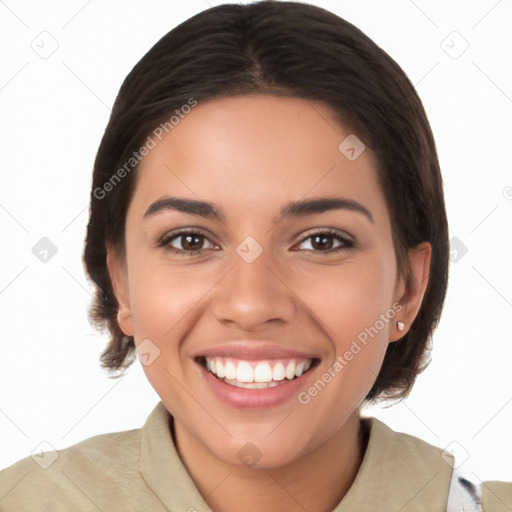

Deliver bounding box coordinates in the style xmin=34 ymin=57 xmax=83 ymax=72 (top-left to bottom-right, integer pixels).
xmin=0 ymin=1 xmax=510 ymax=510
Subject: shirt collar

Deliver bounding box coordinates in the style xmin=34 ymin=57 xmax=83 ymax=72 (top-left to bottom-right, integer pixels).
xmin=333 ymin=414 xmax=453 ymax=511
xmin=139 ymin=401 xmax=210 ymax=511
xmin=139 ymin=401 xmax=453 ymax=511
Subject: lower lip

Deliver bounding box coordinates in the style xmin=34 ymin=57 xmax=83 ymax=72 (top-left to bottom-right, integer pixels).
xmin=198 ymin=362 xmax=317 ymax=409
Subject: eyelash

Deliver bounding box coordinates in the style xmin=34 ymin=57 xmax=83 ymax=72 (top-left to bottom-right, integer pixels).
xmin=157 ymin=228 xmax=355 ymax=256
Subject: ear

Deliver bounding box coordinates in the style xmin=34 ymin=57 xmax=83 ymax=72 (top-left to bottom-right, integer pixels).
xmin=389 ymin=241 xmax=432 ymax=342
xmin=106 ymin=244 xmax=134 ymax=337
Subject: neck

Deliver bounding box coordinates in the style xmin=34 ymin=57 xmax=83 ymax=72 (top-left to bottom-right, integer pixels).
xmin=173 ymin=409 xmax=368 ymax=512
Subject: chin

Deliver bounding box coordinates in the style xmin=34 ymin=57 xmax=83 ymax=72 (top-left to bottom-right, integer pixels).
xmin=207 ymin=425 xmax=318 ymax=470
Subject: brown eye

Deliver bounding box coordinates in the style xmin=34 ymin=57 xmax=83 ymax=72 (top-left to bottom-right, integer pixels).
xmin=159 ymin=230 xmax=217 ymax=256
xmin=176 ymin=233 xmax=205 ymax=251
xmin=310 ymin=234 xmax=335 ymax=251
xmin=295 ymin=230 xmax=355 ymax=255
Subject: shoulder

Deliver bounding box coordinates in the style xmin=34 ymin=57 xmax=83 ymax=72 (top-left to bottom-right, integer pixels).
xmin=0 ymin=427 xmax=143 ymax=510
xmin=363 ymin=417 xmax=512 ymax=511
xmin=364 ymin=416 xmax=452 ymax=466
xmin=481 ymin=480 xmax=512 ymax=512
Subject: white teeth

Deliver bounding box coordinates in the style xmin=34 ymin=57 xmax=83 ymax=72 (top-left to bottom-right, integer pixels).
xmin=285 ymin=361 xmax=295 ymax=380
xmin=224 ymin=379 xmax=280 ymax=389
xmin=204 ymin=357 xmax=314 ymax=385
xmin=294 ymin=362 xmax=305 ymax=377
xmin=254 ymin=363 xmax=273 ymax=382
xmin=225 ymin=361 xmax=237 ymax=380
xmin=215 ymin=360 xmax=225 ymax=378
xmin=236 ymin=362 xmax=253 ymax=382
xmin=272 ymin=362 xmax=285 ymax=381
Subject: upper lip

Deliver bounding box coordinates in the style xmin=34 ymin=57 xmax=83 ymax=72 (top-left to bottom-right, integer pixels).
xmin=192 ymin=343 xmax=318 ymax=361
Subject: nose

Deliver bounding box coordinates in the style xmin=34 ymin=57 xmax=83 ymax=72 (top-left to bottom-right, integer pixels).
xmin=211 ymin=247 xmax=296 ymax=331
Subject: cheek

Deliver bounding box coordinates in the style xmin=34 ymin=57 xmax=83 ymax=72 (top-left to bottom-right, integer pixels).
xmin=127 ymin=262 xmax=205 ymax=414
xmin=127 ymin=255 xmax=217 ymax=365
xmin=293 ymin=254 xmax=395 ymax=404
xmin=130 ymin=268 xmax=196 ymax=340
xmin=292 ymin=252 xmax=394 ymax=343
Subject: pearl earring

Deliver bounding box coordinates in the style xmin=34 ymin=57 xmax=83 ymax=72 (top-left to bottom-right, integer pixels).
xmin=397 ymin=321 xmax=405 ymax=331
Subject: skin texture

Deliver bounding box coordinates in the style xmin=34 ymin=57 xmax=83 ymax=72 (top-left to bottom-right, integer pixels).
xmin=107 ymin=94 xmax=431 ymax=512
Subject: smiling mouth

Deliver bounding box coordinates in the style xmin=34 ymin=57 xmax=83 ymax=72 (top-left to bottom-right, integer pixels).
xmin=196 ymin=356 xmax=319 ymax=389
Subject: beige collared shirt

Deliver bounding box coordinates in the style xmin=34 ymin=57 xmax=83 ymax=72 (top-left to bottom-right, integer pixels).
xmin=0 ymin=401 xmax=510 ymax=511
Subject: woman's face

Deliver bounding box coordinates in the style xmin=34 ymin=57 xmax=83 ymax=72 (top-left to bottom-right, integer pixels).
xmin=108 ymin=94 xmax=430 ymax=468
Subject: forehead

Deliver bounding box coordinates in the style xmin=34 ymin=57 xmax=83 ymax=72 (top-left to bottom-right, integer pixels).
xmin=129 ymin=94 xmax=387 ymax=224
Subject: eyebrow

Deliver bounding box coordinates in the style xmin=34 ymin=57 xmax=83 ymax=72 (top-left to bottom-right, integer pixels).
xmin=143 ymin=195 xmax=374 ymax=224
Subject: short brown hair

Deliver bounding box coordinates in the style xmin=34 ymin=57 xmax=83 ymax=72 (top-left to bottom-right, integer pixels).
xmin=83 ymin=0 xmax=449 ymax=405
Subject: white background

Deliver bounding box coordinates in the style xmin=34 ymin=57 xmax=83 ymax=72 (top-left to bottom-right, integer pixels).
xmin=1 ymin=0 xmax=511 ymax=486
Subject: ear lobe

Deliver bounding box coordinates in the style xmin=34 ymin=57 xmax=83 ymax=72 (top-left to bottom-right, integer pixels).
xmin=106 ymin=245 xmax=134 ymax=337
xmin=390 ymin=242 xmax=432 ymax=342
